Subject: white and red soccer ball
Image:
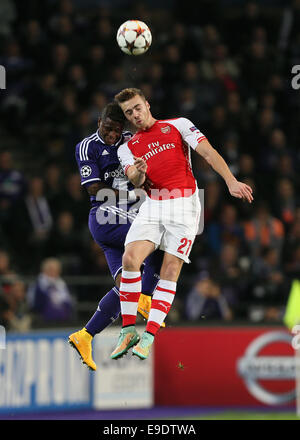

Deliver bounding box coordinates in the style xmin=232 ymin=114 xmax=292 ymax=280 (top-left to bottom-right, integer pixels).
xmin=116 ymin=20 xmax=152 ymax=56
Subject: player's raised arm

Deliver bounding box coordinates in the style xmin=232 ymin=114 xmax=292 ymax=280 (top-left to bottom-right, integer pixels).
xmin=195 ymin=139 xmax=253 ymax=203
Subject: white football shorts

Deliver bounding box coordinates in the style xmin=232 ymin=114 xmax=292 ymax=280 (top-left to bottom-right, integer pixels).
xmin=124 ymin=189 xmax=201 ymax=263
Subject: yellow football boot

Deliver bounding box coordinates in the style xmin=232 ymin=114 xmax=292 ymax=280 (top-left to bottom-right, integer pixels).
xmin=68 ymin=328 xmax=97 ymax=371
xmin=137 ymin=293 xmax=166 ymax=327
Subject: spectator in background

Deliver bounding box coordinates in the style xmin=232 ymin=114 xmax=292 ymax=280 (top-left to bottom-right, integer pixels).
xmin=44 ymin=136 xmax=68 ymax=166
xmin=0 ymin=247 xmax=31 ymax=330
xmin=66 ymin=108 xmax=94 ymax=150
xmin=235 ymin=176 xmax=257 ymax=221
xmin=0 ymin=0 xmax=16 ymax=38
xmin=240 ymin=39 xmax=274 ymax=99
xmin=49 ymin=43 xmax=70 ymax=86
xmin=10 ymin=176 xmax=53 ymax=272
xmin=162 ymin=44 xmax=182 ymax=100
xmin=226 ymin=91 xmax=250 ymax=138
xmin=83 ymin=44 xmax=107 ymax=88
xmin=45 ymin=211 xmax=83 ymax=274
xmin=211 ymin=242 xmax=250 ymax=314
xmin=0 ymin=39 xmax=34 ymax=90
xmin=206 ymin=203 xmax=246 ymax=255
xmin=274 ymin=153 xmax=297 ymax=185
xmin=220 ymin=132 xmax=240 ymax=176
xmin=52 ymin=172 xmax=90 ymax=229
xmin=201 ymin=179 xmax=223 ymax=224
xmin=0 ymin=249 xmax=17 ymax=287
xmin=261 ymin=128 xmax=290 ymax=175
xmin=0 ymin=284 xmax=10 ymax=327
xmin=211 ymin=60 xmax=238 ymax=94
xmin=0 ymin=278 xmax=31 ymax=331
xmin=283 ymin=211 xmax=300 ymax=279
xmin=54 ymin=89 xmax=78 ymax=133
xmin=27 ymin=257 xmax=74 ymax=323
xmin=244 ymin=201 xmax=285 ymax=259
xmin=236 ymin=154 xmax=256 ymax=183
xmin=272 ymin=178 xmax=298 ymax=231
xmin=176 ymin=87 xmax=199 ymax=122
xmin=199 ymin=24 xmax=221 ymax=60
xmin=44 ymin=162 xmax=63 ymax=216
xmin=205 ymin=105 xmax=229 ymax=148
xmin=89 ymin=91 xmax=108 ymax=125
xmin=278 ymin=0 xmax=300 ymax=52
xmin=250 ymin=245 xmax=287 ymax=307
xmin=0 ymin=151 xmax=25 ymax=233
xmin=167 ymin=22 xmax=202 ymax=62
xmin=228 ymin=1 xmax=267 ymax=53
xmin=254 ymin=109 xmax=279 ymax=160
xmin=193 ymin=153 xmax=217 ymax=188
xmin=201 ymin=43 xmax=240 ymax=82
xmin=81 ymin=239 xmax=111 ymax=277
xmin=285 ymin=243 xmax=300 ymax=281
xmin=144 ymin=63 xmax=166 ymax=109
xmin=180 ymin=61 xmax=201 ymax=91
xmin=26 ymin=73 xmax=59 ymax=127
xmin=101 ymin=66 xmax=130 ymax=100
xmin=20 ymin=19 xmax=49 ymax=65
xmin=49 ymin=15 xmax=80 ymax=51
xmin=89 ymin=17 xmax=117 ymax=58
xmin=186 ymin=271 xmax=233 ymax=321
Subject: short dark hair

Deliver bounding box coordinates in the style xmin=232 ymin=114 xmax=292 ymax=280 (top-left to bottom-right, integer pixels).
xmin=101 ymin=101 xmax=126 ymax=124
xmin=114 ymin=88 xmax=146 ymax=104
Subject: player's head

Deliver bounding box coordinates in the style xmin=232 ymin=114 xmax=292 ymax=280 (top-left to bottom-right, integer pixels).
xmin=98 ymin=101 xmax=126 ymax=145
xmin=114 ymin=88 xmax=152 ymax=130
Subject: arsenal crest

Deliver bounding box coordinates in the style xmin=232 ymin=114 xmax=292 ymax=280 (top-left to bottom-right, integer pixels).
xmin=160 ymin=125 xmax=171 ymax=134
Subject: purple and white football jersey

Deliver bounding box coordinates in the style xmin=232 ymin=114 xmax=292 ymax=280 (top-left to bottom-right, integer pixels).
xmin=75 ymin=130 xmax=134 ymax=205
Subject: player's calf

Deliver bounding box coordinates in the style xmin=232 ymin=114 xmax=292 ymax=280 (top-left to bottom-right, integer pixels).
xmin=137 ymin=293 xmax=166 ymax=327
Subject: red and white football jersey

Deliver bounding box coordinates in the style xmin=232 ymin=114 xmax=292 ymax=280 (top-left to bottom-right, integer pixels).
xmin=117 ymin=117 xmax=206 ymax=199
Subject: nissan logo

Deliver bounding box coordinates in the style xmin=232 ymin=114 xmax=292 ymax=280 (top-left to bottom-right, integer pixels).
xmin=237 ymin=331 xmax=298 ymax=405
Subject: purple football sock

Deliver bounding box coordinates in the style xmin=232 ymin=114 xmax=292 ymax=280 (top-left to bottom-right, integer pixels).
xmin=85 ymin=287 xmax=120 ymax=336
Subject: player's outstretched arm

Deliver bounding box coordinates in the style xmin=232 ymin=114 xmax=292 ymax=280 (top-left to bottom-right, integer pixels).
xmin=195 ymin=139 xmax=253 ymax=203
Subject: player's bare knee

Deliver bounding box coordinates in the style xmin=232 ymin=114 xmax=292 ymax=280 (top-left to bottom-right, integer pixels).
xmin=122 ymin=252 xmax=139 ymax=271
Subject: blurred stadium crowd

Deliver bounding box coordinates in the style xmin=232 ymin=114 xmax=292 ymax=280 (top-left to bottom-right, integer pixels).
xmin=0 ymin=0 xmax=299 ymax=329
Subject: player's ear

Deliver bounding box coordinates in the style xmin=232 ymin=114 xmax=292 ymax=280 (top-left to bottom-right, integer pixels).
xmin=97 ymin=117 xmax=101 ymax=128
xmin=146 ymin=101 xmax=150 ymax=110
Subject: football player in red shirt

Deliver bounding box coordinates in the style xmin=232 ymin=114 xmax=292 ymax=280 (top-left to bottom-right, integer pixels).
xmin=111 ymin=88 xmax=253 ymax=360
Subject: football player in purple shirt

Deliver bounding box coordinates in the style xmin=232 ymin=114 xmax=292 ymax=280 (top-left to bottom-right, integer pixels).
xmin=68 ymin=102 xmax=163 ymax=370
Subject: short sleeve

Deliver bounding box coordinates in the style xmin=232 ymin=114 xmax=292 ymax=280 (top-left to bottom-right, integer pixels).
xmin=75 ymin=139 xmax=101 ymax=186
xmin=117 ymin=141 xmax=135 ymax=175
xmin=164 ymin=118 xmax=207 ymax=150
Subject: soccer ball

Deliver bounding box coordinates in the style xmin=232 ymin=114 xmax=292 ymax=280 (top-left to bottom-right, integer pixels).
xmin=116 ymin=20 xmax=152 ymax=56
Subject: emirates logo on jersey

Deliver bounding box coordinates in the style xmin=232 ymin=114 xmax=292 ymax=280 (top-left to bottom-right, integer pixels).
xmin=160 ymin=126 xmax=171 ymax=134
xmin=142 ymin=142 xmax=175 ymax=162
